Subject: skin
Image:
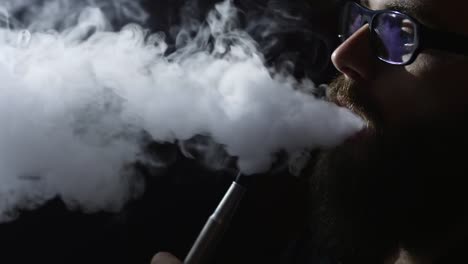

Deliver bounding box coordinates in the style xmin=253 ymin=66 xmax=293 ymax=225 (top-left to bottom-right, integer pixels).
xmin=152 ymin=0 xmax=468 ymax=263
xmin=333 ymin=0 xmax=468 ymax=130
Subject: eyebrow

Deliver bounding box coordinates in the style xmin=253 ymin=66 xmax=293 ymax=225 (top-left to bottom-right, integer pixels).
xmin=359 ymin=0 xmax=418 ymax=14
xmin=388 ymin=1 xmax=440 ymax=29
xmin=358 ymin=0 xmax=430 ymax=25
xmin=384 ymin=2 xmax=422 ymax=17
xmin=360 ymin=0 xmax=369 ymax=6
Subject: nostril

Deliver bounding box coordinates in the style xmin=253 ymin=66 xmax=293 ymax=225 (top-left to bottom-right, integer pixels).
xmin=340 ymin=66 xmax=365 ymax=82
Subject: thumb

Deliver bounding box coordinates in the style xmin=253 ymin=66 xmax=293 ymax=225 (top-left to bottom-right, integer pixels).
xmin=151 ymin=252 xmax=182 ymax=264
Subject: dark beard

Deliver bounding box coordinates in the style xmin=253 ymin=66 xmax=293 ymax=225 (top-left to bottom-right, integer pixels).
xmin=309 ymin=76 xmax=468 ymax=263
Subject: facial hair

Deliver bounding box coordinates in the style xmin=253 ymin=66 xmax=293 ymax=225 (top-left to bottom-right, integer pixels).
xmin=308 ymin=76 xmax=468 ymax=263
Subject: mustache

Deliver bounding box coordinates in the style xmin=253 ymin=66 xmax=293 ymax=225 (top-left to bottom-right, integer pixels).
xmin=327 ymin=75 xmax=380 ymax=130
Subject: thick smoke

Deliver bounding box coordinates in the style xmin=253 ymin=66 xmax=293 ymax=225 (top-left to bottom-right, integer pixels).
xmin=0 ymin=0 xmax=148 ymax=30
xmin=0 ymin=0 xmax=363 ymax=221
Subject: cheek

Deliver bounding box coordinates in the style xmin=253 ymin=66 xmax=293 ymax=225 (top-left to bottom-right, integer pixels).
xmin=370 ymin=70 xmax=426 ymax=127
xmin=408 ymin=55 xmax=468 ymax=115
xmin=370 ymin=57 xmax=468 ymax=127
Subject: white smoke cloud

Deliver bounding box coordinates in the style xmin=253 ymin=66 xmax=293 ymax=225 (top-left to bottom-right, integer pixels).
xmin=0 ymin=0 xmax=148 ymax=30
xmin=0 ymin=0 xmax=363 ymax=221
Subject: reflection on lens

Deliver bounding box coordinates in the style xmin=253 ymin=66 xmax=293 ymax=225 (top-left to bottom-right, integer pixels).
xmin=373 ymin=12 xmax=417 ymax=64
xmin=347 ymin=3 xmax=364 ymax=38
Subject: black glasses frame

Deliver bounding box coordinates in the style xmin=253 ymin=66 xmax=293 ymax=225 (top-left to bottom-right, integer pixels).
xmin=339 ymin=1 xmax=468 ymax=65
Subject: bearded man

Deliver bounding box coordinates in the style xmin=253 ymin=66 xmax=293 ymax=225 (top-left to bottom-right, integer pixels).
xmin=153 ymin=0 xmax=468 ymax=263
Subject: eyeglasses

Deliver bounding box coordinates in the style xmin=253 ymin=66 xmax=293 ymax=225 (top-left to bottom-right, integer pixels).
xmin=339 ymin=1 xmax=468 ymax=65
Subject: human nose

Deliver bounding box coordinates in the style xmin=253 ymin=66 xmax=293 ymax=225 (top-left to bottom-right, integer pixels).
xmin=331 ymin=25 xmax=376 ymax=82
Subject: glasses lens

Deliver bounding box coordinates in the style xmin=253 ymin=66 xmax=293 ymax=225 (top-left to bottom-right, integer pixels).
xmin=342 ymin=2 xmax=365 ymax=39
xmin=372 ymin=12 xmax=417 ymax=64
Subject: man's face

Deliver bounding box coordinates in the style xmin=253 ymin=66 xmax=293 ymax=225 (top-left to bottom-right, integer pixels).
xmin=332 ymin=0 xmax=468 ymax=129
xmin=311 ymin=0 xmax=468 ymax=262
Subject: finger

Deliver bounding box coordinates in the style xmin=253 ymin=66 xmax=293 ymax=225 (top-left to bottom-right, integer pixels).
xmin=151 ymin=252 xmax=182 ymax=264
